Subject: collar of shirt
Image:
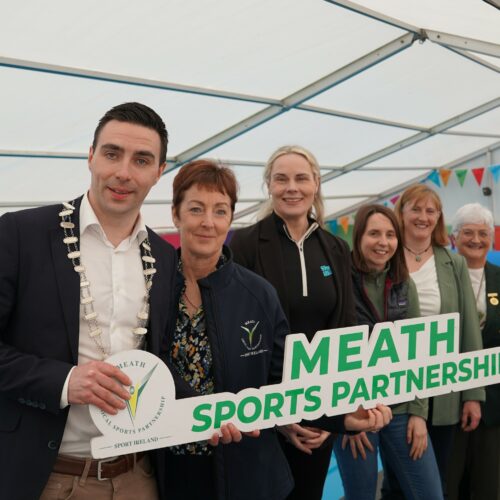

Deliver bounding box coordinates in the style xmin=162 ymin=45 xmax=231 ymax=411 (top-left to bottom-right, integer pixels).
xmin=80 ymin=192 xmax=148 ymax=249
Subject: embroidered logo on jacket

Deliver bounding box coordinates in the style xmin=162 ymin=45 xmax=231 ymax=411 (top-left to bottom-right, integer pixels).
xmin=320 ymin=265 xmax=332 ymax=277
xmin=240 ymin=320 xmax=268 ymax=358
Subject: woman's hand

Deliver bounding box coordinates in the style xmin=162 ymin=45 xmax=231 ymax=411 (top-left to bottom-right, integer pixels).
xmin=461 ymin=401 xmax=481 ymax=432
xmin=208 ymin=423 xmax=260 ymax=446
xmin=341 ymin=432 xmax=374 ymax=460
xmin=301 ymin=426 xmax=331 ymax=450
xmin=278 ymin=423 xmax=322 ymax=455
xmin=407 ymin=415 xmax=427 ymax=460
xmin=344 ymin=404 xmax=392 ymax=433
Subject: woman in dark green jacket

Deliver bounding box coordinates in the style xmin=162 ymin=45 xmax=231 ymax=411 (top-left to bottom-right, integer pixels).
xmin=333 ymin=204 xmax=442 ymax=500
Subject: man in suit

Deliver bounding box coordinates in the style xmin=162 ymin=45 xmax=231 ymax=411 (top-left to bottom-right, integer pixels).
xmin=0 ymin=102 xmax=176 ymax=500
xmin=447 ymin=202 xmax=500 ymax=500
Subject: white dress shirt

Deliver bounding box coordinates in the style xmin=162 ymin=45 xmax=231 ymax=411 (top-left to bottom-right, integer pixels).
xmin=59 ymin=194 xmax=148 ymax=457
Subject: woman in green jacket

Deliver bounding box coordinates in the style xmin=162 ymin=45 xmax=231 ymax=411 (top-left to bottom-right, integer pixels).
xmin=389 ymin=184 xmax=485 ymax=495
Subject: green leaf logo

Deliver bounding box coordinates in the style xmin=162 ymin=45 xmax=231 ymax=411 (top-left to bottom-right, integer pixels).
xmin=126 ymin=363 xmax=158 ymax=424
xmin=241 ymin=322 xmax=259 ymax=346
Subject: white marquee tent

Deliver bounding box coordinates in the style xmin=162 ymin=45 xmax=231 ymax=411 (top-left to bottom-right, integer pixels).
xmin=1 ymin=0 xmax=499 ymax=231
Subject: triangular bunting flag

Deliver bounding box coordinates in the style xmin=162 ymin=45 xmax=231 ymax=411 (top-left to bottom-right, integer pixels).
xmin=427 ymin=170 xmax=441 ymax=187
xmin=383 ymin=201 xmax=389 ymax=207
xmin=455 ymin=169 xmax=467 ymax=187
xmin=472 ymin=167 xmax=485 ymax=186
xmin=390 ymin=195 xmax=400 ymax=205
xmin=489 ymin=165 xmax=500 ymax=184
xmin=327 ymin=220 xmax=338 ymax=234
xmin=439 ymin=169 xmax=452 ymax=186
xmin=339 ymin=216 xmax=350 ymax=235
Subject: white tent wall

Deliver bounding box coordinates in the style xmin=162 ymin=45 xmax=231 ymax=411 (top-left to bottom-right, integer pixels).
xmin=430 ymin=144 xmax=500 ymax=228
xmin=0 ymin=1 xmax=499 ymax=230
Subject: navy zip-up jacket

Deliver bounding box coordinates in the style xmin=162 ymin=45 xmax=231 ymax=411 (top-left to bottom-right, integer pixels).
xmin=162 ymin=246 xmax=294 ymax=500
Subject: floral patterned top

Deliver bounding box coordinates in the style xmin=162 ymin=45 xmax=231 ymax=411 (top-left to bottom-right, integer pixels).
xmin=169 ymin=256 xmax=225 ymax=455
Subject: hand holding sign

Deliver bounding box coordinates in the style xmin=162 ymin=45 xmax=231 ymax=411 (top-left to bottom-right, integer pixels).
xmin=68 ymin=360 xmax=132 ymax=414
xmin=90 ymin=313 xmax=497 ymax=459
xmin=344 ymin=404 xmax=392 ymax=433
xmin=208 ymin=424 xmax=260 ymax=446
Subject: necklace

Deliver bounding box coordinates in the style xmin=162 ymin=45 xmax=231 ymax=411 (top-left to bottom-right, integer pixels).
xmin=404 ymin=243 xmax=432 ymax=262
xmin=183 ymin=291 xmax=201 ymax=311
xmin=472 ymin=268 xmax=486 ymax=324
xmin=59 ymin=200 xmax=157 ymax=359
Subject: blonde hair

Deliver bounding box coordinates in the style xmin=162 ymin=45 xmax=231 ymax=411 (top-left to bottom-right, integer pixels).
xmin=394 ymin=184 xmax=449 ymax=247
xmin=258 ymin=145 xmax=325 ymax=227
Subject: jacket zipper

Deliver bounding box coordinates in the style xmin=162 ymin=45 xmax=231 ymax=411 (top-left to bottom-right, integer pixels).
xmin=283 ymin=222 xmax=318 ymax=297
xmin=206 ymin=285 xmax=229 ymax=499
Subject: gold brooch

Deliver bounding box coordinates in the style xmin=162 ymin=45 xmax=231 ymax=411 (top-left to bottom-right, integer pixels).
xmin=488 ymin=293 xmax=499 ymax=306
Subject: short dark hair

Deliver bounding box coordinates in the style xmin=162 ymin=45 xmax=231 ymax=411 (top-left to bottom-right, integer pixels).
xmin=352 ymin=204 xmax=409 ymax=284
xmin=172 ymin=159 xmax=238 ymax=218
xmin=92 ymin=102 xmax=168 ymax=164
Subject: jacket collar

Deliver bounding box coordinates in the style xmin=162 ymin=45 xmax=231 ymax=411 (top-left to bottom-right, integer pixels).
xmin=176 ymin=245 xmax=234 ymax=291
xmin=485 ymin=260 xmax=500 ymax=291
xmin=255 ymin=214 xmax=290 ymax=317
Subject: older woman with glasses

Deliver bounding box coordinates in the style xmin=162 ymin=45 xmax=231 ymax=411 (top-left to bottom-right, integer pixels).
xmin=447 ymin=203 xmax=500 ymax=500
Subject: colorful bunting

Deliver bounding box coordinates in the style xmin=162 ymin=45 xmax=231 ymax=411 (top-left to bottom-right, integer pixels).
xmin=339 ymin=216 xmax=350 ymax=235
xmin=472 ymin=167 xmax=485 ymax=186
xmin=390 ymin=195 xmax=400 ymax=205
xmin=455 ymin=169 xmax=467 ymax=187
xmin=490 ymin=165 xmax=500 ymax=184
xmin=439 ymin=169 xmax=452 ymax=186
xmin=383 ymin=201 xmax=389 ymax=207
xmin=427 ymin=170 xmax=441 ymax=187
xmin=328 ymin=219 xmax=338 ymax=234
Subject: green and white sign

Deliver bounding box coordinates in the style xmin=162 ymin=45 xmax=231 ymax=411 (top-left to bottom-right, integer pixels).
xmin=91 ymin=313 xmax=500 ymax=458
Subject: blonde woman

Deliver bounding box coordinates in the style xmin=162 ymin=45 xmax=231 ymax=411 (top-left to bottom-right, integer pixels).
xmin=231 ymin=146 xmax=358 ymax=500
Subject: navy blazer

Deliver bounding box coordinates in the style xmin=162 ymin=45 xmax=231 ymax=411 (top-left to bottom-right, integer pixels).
xmin=0 ymin=197 xmax=176 ymax=500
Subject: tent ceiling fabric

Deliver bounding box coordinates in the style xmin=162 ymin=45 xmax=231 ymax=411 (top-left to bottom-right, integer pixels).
xmin=1 ymin=0 xmax=499 ymax=229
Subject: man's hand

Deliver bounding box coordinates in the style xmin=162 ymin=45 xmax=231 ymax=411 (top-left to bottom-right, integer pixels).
xmin=68 ymin=361 xmax=132 ymax=414
xmin=461 ymin=401 xmax=481 ymax=432
xmin=278 ymin=423 xmax=323 ymax=455
xmin=208 ymin=424 xmax=260 ymax=446
xmin=344 ymin=404 xmax=392 ymax=433
xmin=407 ymin=415 xmax=427 ymax=460
xmin=341 ymin=432 xmax=374 ymax=460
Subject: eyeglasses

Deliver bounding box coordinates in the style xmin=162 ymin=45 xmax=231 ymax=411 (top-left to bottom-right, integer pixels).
xmin=460 ymin=229 xmax=491 ymax=240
